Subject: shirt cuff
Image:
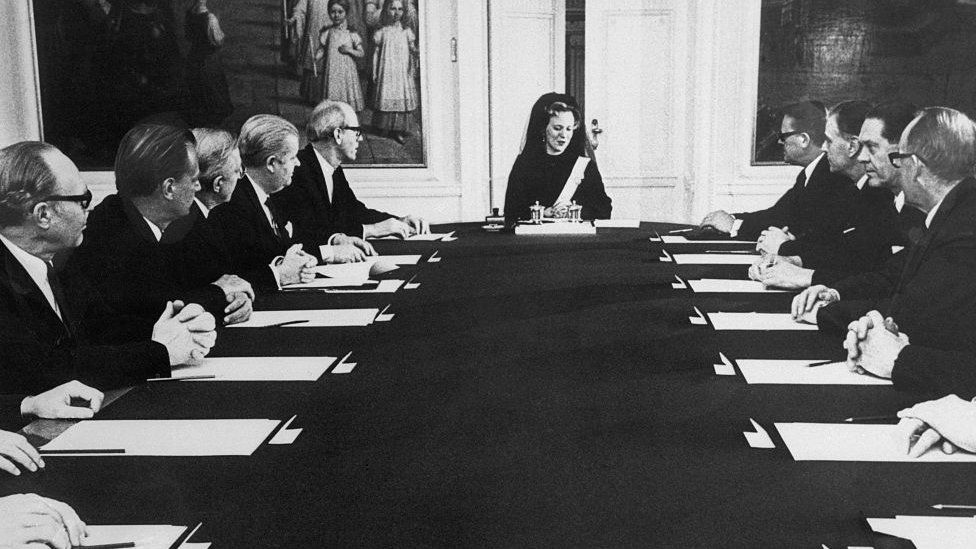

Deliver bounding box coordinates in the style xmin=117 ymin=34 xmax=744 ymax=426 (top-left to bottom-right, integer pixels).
xmin=730 ymin=218 xmax=743 ymax=238
xmin=268 ymin=261 xmax=283 ymax=290
xmin=319 ymin=245 xmax=336 ymax=263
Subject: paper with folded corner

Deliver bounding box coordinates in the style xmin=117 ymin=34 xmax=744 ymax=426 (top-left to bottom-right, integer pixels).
xmin=332 ymin=360 xmax=357 ymax=373
xmin=689 ymin=307 xmax=707 ymax=325
xmin=687 ymin=279 xmax=786 ymax=293
xmin=671 ymin=253 xmax=759 ymax=265
xmin=405 ymin=282 xmax=420 ymax=290
xmin=736 ymin=359 xmax=892 ymax=385
xmin=744 ymin=418 xmax=775 ymax=448
xmin=81 ymin=525 xmax=187 ymax=549
xmin=672 ymin=275 xmax=688 ymax=289
xmin=375 ymin=313 xmax=394 ymax=322
xmin=41 ymin=419 xmax=280 ymax=456
xmin=868 ymin=516 xmax=976 ymax=549
xmin=706 ymin=312 xmax=819 ymax=331
xmin=776 ymin=422 xmax=976 ymax=462
xmin=371 ymin=231 xmax=455 ymax=241
xmin=661 ymin=235 xmax=756 ymax=245
xmin=228 ymin=309 xmax=379 ymax=328
xmin=594 ymin=219 xmax=640 ymax=228
xmin=269 ymin=415 xmax=301 ymax=445
xmin=172 ymin=356 xmax=336 ymax=381
xmin=713 ymin=353 xmax=736 ymax=376
xmin=181 ymin=544 xmax=212 ymax=549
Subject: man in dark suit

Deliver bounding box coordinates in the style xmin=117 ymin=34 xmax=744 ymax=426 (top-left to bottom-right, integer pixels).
xmin=273 ymin=100 xmax=429 ymax=260
xmin=792 ymin=107 xmax=976 ymax=394
xmin=209 ymin=115 xmax=317 ymax=288
xmin=753 ymin=101 xmax=917 ymax=289
xmin=167 ymin=128 xmax=278 ymax=293
xmin=700 ymin=101 xmax=859 ymax=270
xmin=0 ymin=141 xmax=215 ymax=395
xmin=64 ymin=124 xmax=253 ymax=325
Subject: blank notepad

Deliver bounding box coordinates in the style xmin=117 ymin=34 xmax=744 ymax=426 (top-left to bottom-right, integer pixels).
xmin=671 ymin=253 xmax=758 ymax=265
xmin=228 ymin=309 xmax=379 ymax=328
xmin=687 ymin=279 xmax=786 ymax=293
xmin=776 ymin=423 xmax=976 ymax=462
xmin=707 ymin=312 xmax=818 ymax=331
xmin=41 ymin=419 xmax=281 ymax=456
xmin=736 ymin=359 xmax=892 ymax=385
xmin=172 ymin=356 xmax=336 ymax=381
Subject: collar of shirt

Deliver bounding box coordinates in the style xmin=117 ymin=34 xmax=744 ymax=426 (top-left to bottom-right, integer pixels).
xmin=194 ymin=197 xmax=211 ymax=219
xmin=313 ymin=146 xmax=337 ymax=202
xmin=925 ymin=194 xmax=947 ymax=228
xmin=802 ymin=153 xmax=825 ymax=187
xmin=855 ymin=173 xmax=868 ymax=190
xmin=0 ymin=233 xmax=61 ymax=318
xmin=141 ymin=216 xmax=163 ymax=242
xmin=894 ymin=191 xmax=906 ymax=213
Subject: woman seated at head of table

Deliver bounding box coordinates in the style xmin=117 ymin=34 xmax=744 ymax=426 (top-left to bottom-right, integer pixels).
xmin=503 ymin=92 xmax=612 ymax=227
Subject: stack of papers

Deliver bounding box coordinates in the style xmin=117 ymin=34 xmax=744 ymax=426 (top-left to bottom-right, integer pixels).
xmin=172 ymin=356 xmax=337 ymax=381
xmin=668 ymin=253 xmax=758 ymax=265
xmin=228 ymin=308 xmax=380 ymax=328
xmin=515 ymin=222 xmax=596 ymax=235
xmin=775 ymin=423 xmax=976 ymax=462
xmin=594 ymin=219 xmax=640 ymax=228
xmin=685 ymin=279 xmax=785 ymax=293
xmin=735 ymin=359 xmax=892 ymax=385
xmin=81 ymin=525 xmax=189 ymax=549
xmin=868 ymin=515 xmax=976 ymax=549
xmin=40 ymin=419 xmax=282 ymax=456
xmin=706 ymin=312 xmax=818 ymax=331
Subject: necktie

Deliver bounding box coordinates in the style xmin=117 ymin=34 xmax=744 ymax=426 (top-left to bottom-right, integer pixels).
xmin=46 ymin=262 xmax=73 ymax=338
xmin=265 ymin=198 xmax=288 ymax=241
xmin=795 ymin=170 xmax=807 ymax=189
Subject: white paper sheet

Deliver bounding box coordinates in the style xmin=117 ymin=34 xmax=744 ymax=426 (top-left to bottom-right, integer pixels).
xmin=284 ymin=276 xmax=370 ymax=289
xmin=736 ymin=359 xmax=893 ymax=385
xmin=868 ymin=516 xmax=976 ymax=549
xmin=687 ymin=279 xmax=786 ymax=293
xmin=81 ymin=525 xmax=187 ymax=549
xmin=41 ymin=419 xmax=280 ymax=456
xmin=776 ymin=423 xmax=976 ymax=462
xmin=365 ymin=254 xmax=422 ymax=265
xmin=371 ymin=231 xmax=455 ymax=241
xmin=321 ymin=279 xmax=404 ymax=293
xmin=514 ymin=223 xmax=597 ymax=235
xmin=744 ymin=419 xmax=775 ymax=448
xmin=661 ymin=235 xmax=756 ymax=245
xmin=713 ymin=353 xmax=736 ymax=376
xmin=227 ymin=309 xmax=379 ymax=328
xmin=172 ymin=356 xmax=336 ymax=381
xmin=594 ymin=219 xmax=641 ymax=228
xmin=671 ymin=253 xmax=759 ymax=265
xmin=311 ymin=262 xmax=372 ymax=280
xmin=707 ymin=312 xmax=819 ymax=331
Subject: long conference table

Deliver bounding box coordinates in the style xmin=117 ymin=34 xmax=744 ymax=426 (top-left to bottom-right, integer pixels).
xmin=6 ymin=222 xmax=974 ymax=547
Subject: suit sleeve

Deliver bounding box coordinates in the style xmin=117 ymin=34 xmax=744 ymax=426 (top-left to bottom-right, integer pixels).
xmin=815 ymin=299 xmax=876 ymax=337
xmin=272 ymin=173 xmax=332 ymax=251
xmin=734 ymin=186 xmax=798 ymax=240
xmin=575 ymin=161 xmax=612 ymax=220
xmin=891 ymin=345 xmax=976 ymax=397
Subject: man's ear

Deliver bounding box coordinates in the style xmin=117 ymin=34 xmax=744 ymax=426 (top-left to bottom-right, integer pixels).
xmin=334 ymin=128 xmax=343 ymax=145
xmin=212 ymin=175 xmax=224 ymax=195
xmin=847 ymin=137 xmax=861 ymax=159
xmin=160 ymin=178 xmax=177 ymax=200
xmin=265 ymin=155 xmax=277 ymax=173
xmin=31 ymin=202 xmax=54 ymax=230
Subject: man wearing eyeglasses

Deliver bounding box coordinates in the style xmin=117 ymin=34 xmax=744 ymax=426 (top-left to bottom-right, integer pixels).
xmin=792 ymin=107 xmax=976 ymax=395
xmin=752 ymin=101 xmax=907 ymax=289
xmin=700 ymin=101 xmax=858 ymax=268
xmin=0 ymin=141 xmax=216 ymax=393
xmin=273 ymin=100 xmax=429 ymax=260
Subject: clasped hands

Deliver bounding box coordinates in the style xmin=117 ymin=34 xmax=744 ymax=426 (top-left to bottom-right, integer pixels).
xmin=276 ymin=244 xmax=318 ymax=285
xmin=151 ymin=300 xmax=217 ymax=365
xmin=748 ymin=253 xmax=810 ymax=290
xmin=897 ymin=395 xmax=976 ymax=458
xmin=756 ymin=226 xmax=795 ymax=255
xmin=843 ymin=310 xmax=909 ymax=379
xmin=328 ymin=233 xmax=376 ymax=263
xmin=790 ymin=284 xmax=841 ymax=324
xmin=699 ymin=210 xmax=735 ymax=233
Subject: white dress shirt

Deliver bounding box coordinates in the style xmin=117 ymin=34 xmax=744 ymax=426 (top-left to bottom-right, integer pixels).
xmin=142 ymin=216 xmax=163 ymax=242
xmin=194 ymin=197 xmax=211 ymax=219
xmin=925 ymin=195 xmax=947 ymax=229
xmin=313 ymin=147 xmax=337 ymax=204
xmin=0 ymin=233 xmax=62 ymax=319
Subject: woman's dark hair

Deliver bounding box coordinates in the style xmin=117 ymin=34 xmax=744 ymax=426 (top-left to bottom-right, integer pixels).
xmin=522 ymin=92 xmax=586 ymax=158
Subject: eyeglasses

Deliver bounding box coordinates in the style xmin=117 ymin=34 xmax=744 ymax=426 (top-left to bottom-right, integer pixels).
xmin=777 ymin=130 xmax=805 ymax=144
xmin=341 ymin=126 xmax=364 ymax=138
xmin=888 ymin=151 xmax=927 ymax=168
xmin=38 ymin=189 xmax=92 ymax=210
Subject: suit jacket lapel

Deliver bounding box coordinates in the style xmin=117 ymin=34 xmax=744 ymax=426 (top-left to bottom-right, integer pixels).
xmin=239 ymin=175 xmax=283 ymax=246
xmin=302 ymin=145 xmax=333 ymax=210
xmin=898 ymin=178 xmax=974 ymax=287
xmin=0 ymin=243 xmax=71 ymax=344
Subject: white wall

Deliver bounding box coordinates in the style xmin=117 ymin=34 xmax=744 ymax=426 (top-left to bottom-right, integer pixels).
xmin=0 ymin=0 xmax=798 ymax=224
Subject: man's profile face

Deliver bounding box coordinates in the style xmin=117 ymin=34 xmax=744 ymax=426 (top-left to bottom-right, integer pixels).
xmin=780 ymin=116 xmax=806 ymax=166
xmin=822 ymin=114 xmax=854 ymax=174
xmin=271 ymin=135 xmax=300 ymax=194
xmin=45 ymin=150 xmax=89 ymax=250
xmin=339 ymin=110 xmax=362 ymax=162
xmin=857 ymin=118 xmax=901 ymax=192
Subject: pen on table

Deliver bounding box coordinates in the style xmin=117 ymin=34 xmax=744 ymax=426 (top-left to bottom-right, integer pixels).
xmin=806 ymin=359 xmax=837 ymax=367
xmin=843 ymin=415 xmax=899 ymax=423
xmin=147 ymin=374 xmax=216 ymax=382
xmin=72 ymin=543 xmax=136 ymax=549
xmin=667 ymin=228 xmax=694 ymax=234
xmin=406 ymin=272 xmax=418 ymax=285
xmin=428 ymin=250 xmax=439 ymax=261
xmin=262 ymin=319 xmax=309 ymax=328
xmin=39 ymin=449 xmax=127 ymax=455
xmin=376 ymin=304 xmax=391 ymax=318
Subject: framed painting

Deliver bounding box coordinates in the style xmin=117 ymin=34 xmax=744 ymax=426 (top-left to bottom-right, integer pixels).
xmin=754 ymin=0 xmax=976 ymax=165
xmin=31 ymin=0 xmax=425 ymax=170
